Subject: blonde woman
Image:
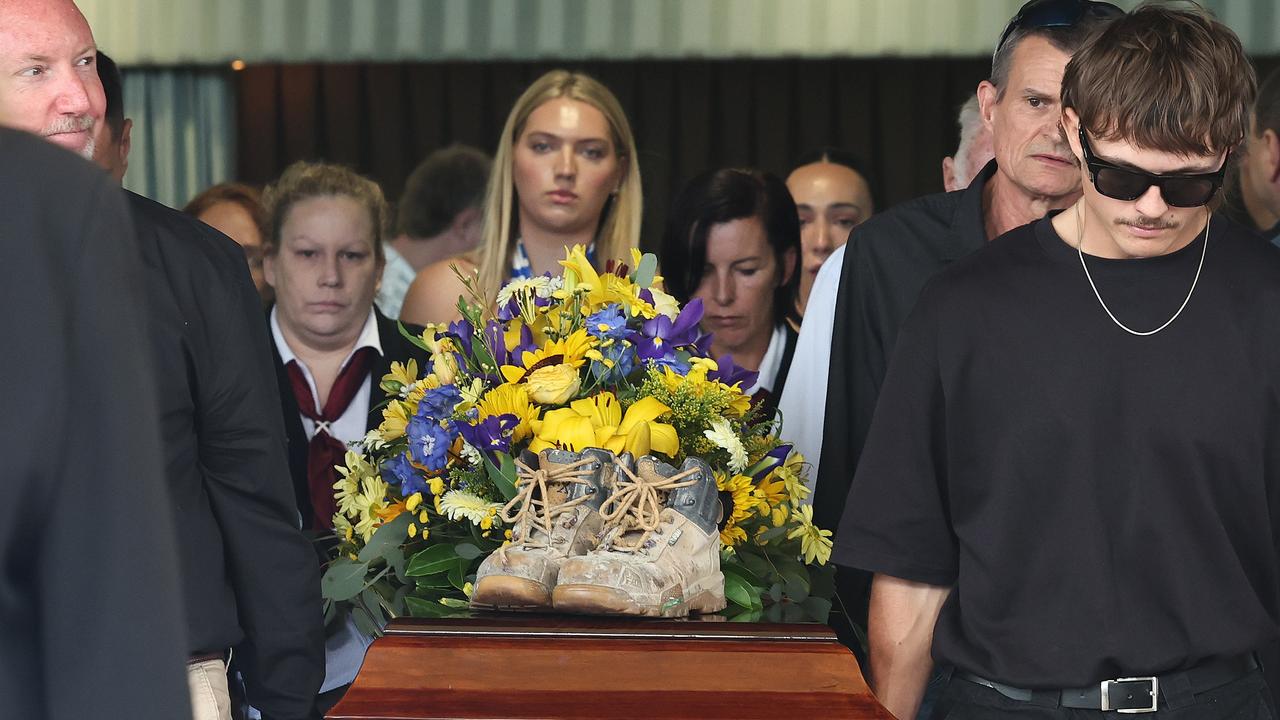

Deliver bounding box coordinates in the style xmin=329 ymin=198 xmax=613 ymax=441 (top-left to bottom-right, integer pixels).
xmin=399 ymin=70 xmax=642 ymax=324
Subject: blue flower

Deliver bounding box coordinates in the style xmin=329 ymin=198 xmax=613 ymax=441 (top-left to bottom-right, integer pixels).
xmin=407 ymin=416 xmax=453 ymax=472
xmin=416 ymin=384 xmax=462 ymax=423
xmin=589 ymin=340 xmax=636 ymax=384
xmin=382 ymin=452 xmax=429 ymax=496
xmin=586 ymin=304 xmax=629 ymax=342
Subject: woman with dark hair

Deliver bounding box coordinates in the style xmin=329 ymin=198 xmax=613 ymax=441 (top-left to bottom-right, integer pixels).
xmin=661 ymin=168 xmax=800 ymax=409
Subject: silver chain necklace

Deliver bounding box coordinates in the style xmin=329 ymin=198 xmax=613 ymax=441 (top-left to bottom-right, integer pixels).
xmin=1074 ymin=204 xmax=1208 ymax=337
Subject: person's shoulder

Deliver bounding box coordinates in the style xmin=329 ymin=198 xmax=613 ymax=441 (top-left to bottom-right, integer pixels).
xmin=845 ymin=188 xmax=973 ymax=269
xmin=400 ymin=253 xmax=475 ymax=325
xmin=126 ymin=191 xmax=249 ymax=277
xmin=1 ymin=128 xmax=103 ymax=188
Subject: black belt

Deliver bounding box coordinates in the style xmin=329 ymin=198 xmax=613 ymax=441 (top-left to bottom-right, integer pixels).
xmin=958 ymin=654 xmax=1257 ymax=713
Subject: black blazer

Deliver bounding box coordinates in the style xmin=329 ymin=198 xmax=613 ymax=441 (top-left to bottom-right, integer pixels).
xmin=270 ymin=308 xmax=430 ymax=530
xmin=129 ymin=190 xmax=324 ymax=720
xmin=0 ymin=129 xmax=191 ymax=720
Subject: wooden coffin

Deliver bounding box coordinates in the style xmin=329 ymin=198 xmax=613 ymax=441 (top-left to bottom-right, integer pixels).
xmin=327 ymin=614 xmax=892 ymax=719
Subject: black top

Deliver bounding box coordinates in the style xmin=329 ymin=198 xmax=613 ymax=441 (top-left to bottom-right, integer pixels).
xmin=838 ymin=214 xmax=1280 ymax=687
xmin=0 ymin=129 xmax=191 ymax=719
xmin=815 ymin=162 xmax=993 ymax=535
xmin=129 ymin=191 xmax=324 ymax=719
xmin=271 ymin=308 xmax=430 ymax=533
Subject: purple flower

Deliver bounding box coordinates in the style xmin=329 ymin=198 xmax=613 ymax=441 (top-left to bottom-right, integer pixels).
xmin=457 ymin=413 xmax=519 ymax=459
xmin=483 ymin=320 xmax=535 ymax=369
xmin=444 ymin=319 xmax=475 ymax=359
xmin=637 ymin=298 xmax=703 ymax=362
xmin=751 ymin=443 xmax=794 ymax=481
xmin=382 ymin=452 xmax=430 ymax=496
xmin=708 ymin=354 xmax=758 ymax=390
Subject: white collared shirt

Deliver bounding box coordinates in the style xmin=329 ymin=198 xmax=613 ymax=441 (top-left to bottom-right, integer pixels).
xmin=743 ymin=323 xmax=789 ymax=397
xmin=270 ymin=306 xmax=383 ymax=447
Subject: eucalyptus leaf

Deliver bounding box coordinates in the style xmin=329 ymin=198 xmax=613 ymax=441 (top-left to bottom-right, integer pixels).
xmin=361 ymin=589 xmax=389 ymax=629
xmin=321 ymin=558 xmax=369 ymax=602
xmin=723 ymin=571 xmax=754 ymax=609
xmin=358 ymin=512 xmax=412 ymax=564
xmin=405 ymin=544 xmax=459 ymax=577
xmin=448 ymin=558 xmax=468 ymax=590
xmin=455 ymin=542 xmax=483 ymax=560
xmin=322 ymin=599 xmax=338 ymax=626
xmin=767 ymin=582 xmax=783 ymax=604
xmin=756 ymin=525 xmax=788 ymax=542
xmin=782 ymin=569 xmax=810 ymax=602
xmin=801 ymin=596 xmax=833 ymax=623
xmin=351 ymin=605 xmax=378 ymax=637
xmin=385 ymin=546 xmax=407 ymax=584
xmin=633 ymin=252 xmax=658 ymax=287
xmin=392 ymin=585 xmax=410 ymax=616
xmin=765 ymin=603 xmax=784 ymax=623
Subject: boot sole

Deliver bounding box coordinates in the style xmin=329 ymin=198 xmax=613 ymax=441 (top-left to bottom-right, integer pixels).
xmin=469 ymin=576 xmax=552 ymax=611
xmin=552 ymin=575 xmax=727 ymax=618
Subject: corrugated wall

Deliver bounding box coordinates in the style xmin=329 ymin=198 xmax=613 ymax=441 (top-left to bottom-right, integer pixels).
xmin=81 ymin=0 xmax=1280 ymax=66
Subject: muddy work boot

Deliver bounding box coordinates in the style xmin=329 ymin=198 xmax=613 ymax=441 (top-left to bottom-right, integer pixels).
xmin=470 ymin=448 xmax=622 ymax=611
xmin=552 ymin=455 xmax=726 ymax=618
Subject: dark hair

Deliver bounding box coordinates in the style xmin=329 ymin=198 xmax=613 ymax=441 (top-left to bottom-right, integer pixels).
xmin=1061 ymin=2 xmax=1256 ymax=157
xmin=95 ymin=51 xmax=125 ymax=140
xmin=791 ymin=146 xmax=877 ymax=213
xmin=396 ymin=144 xmax=492 ymax=238
xmin=183 ymin=182 xmax=268 ymax=235
xmin=1255 ymin=68 xmax=1280 ymax=140
xmin=990 ymin=2 xmax=1118 ymax=99
xmin=661 ymin=168 xmax=800 ymax=326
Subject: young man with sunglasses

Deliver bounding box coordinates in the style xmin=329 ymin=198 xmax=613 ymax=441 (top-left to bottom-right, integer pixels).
xmin=842 ymin=5 xmax=1278 ymax=719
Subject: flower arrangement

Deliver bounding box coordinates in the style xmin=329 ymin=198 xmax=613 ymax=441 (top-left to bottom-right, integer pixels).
xmin=320 ymin=246 xmax=833 ymax=635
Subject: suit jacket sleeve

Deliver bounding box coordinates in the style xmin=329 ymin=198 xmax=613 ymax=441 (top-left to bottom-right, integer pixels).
xmin=195 ymin=228 xmax=325 ymax=719
xmin=26 ymin=158 xmax=191 ymax=718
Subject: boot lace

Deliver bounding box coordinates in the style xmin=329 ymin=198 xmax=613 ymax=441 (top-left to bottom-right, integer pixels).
xmin=497 ymin=456 xmax=597 ymax=562
xmin=599 ymin=460 xmax=699 ymax=553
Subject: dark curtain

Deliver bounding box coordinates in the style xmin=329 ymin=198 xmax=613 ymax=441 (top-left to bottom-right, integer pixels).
xmin=235 ymin=58 xmax=991 ymax=250
xmin=235 ymin=56 xmax=1280 ymax=249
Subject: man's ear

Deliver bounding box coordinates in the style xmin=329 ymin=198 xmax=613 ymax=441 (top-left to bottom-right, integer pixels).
xmin=1263 ymin=128 xmax=1280 ymax=184
xmin=1062 ymin=108 xmax=1083 ymax=164
xmin=976 ymin=81 xmax=999 ymax=133
xmin=450 ymin=205 xmax=481 ymax=234
xmin=942 ymin=156 xmax=957 ymax=193
xmin=118 ymin=118 xmax=133 ymax=176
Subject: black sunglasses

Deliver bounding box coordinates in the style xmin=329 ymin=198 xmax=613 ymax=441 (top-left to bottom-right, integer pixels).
xmin=994 ymin=0 xmax=1124 ymax=58
xmin=1077 ymin=129 xmax=1227 ymax=208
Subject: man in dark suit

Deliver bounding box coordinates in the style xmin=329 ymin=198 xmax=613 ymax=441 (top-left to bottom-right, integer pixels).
xmin=0 ymin=126 xmax=191 ymax=720
xmin=0 ymin=3 xmax=326 ymax=719
xmin=259 ymin=161 xmax=430 ymax=713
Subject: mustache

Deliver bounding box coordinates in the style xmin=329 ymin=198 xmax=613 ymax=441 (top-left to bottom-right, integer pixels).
xmin=1116 ymin=217 xmax=1178 ymax=231
xmin=42 ymin=115 xmax=94 ymax=136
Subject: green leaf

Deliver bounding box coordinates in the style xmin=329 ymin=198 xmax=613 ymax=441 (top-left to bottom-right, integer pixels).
xmin=782 ymin=568 xmax=810 ymax=602
xmin=399 ymin=320 xmax=431 ymax=352
xmin=405 ymin=544 xmax=459 ymax=577
xmin=633 ymin=252 xmax=658 ymax=287
xmin=801 ymin=596 xmax=833 ymax=623
xmin=439 ymin=596 xmax=469 ymax=609
xmin=756 ymin=524 xmax=788 ymax=542
xmin=484 ymin=451 xmax=518 ymax=502
xmin=738 ymin=551 xmax=773 ymax=581
xmin=810 ymin=564 xmax=837 ymax=601
xmin=351 ymin=604 xmax=378 ymax=637
xmin=405 ymin=596 xmax=450 ymax=618
xmin=723 ymin=571 xmax=755 ymax=609
xmin=455 ymin=542 xmax=484 ymax=560
xmin=447 ymin=558 xmax=468 ymax=590
xmin=721 ymin=557 xmax=764 ymax=588
xmin=385 ymin=546 xmax=407 ymax=584
xmin=415 ymin=572 xmax=455 ymax=589
xmin=322 ymin=599 xmax=338 ymax=626
xmin=357 ymin=512 xmax=412 ymax=564
xmin=321 ymin=558 xmax=369 ymax=602
xmin=767 ymin=582 xmax=783 ymax=604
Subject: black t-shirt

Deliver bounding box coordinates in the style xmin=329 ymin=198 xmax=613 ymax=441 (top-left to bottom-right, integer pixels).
xmin=838 ymin=213 xmax=1280 ymax=688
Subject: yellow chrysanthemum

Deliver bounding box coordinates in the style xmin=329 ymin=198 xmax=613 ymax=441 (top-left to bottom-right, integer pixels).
xmin=717 ymin=471 xmax=762 ymax=547
xmin=477 ymin=383 xmax=540 ymax=442
xmin=438 ymin=489 xmax=503 ymax=526
xmin=787 ymin=504 xmax=833 ymax=565
xmin=352 ymin=475 xmax=391 ymax=541
xmin=333 ymin=450 xmax=374 ymax=517
xmin=775 ymin=451 xmax=810 ymax=503
xmin=754 ymin=475 xmax=789 ymax=527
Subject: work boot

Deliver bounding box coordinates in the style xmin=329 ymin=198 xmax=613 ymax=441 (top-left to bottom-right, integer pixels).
xmin=552 ymin=455 xmax=726 ymax=618
xmin=470 ymin=447 xmax=623 ymax=610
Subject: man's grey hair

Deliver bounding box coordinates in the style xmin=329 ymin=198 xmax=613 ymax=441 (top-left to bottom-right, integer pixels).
xmin=951 ymin=95 xmax=984 ymax=184
xmin=989 ymin=17 xmax=1113 ymax=98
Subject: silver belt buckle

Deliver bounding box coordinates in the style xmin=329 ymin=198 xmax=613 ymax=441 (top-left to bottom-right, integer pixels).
xmin=1100 ymin=676 xmax=1158 ymax=713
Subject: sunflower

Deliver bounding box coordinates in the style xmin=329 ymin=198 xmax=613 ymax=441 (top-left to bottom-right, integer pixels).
xmin=477 ymin=383 xmax=540 ymax=442
xmin=717 ymin=471 xmax=762 ymax=547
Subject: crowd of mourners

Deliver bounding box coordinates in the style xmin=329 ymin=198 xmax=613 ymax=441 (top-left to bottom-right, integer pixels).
xmin=9 ymin=0 xmax=1280 ymax=718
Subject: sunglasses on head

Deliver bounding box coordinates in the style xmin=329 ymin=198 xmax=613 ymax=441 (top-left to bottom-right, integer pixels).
xmin=994 ymin=0 xmax=1124 ymax=57
xmin=1077 ymin=129 xmax=1227 ymax=208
